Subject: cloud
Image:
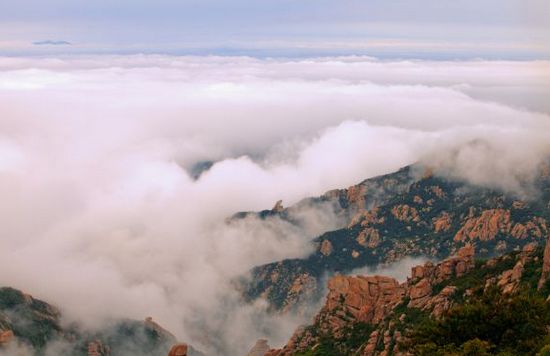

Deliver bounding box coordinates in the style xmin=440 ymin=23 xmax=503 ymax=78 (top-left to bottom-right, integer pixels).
xmin=351 ymin=257 xmax=432 ymax=283
xmin=0 ymin=55 xmax=549 ymax=354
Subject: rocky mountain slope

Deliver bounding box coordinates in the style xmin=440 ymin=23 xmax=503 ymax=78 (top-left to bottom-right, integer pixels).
xmin=241 ymin=163 xmax=550 ymax=312
xmin=265 ymin=236 xmax=550 ymax=355
xmin=0 ymin=287 xmax=200 ymax=356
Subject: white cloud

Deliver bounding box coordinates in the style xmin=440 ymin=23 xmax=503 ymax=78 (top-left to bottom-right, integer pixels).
xmin=0 ymin=55 xmax=549 ymax=354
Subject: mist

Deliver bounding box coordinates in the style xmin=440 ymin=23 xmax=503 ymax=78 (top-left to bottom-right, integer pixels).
xmin=0 ymin=55 xmax=549 ymax=354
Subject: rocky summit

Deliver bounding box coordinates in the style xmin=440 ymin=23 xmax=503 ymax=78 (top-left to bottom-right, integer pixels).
xmin=241 ymin=163 xmax=550 ymax=312
xmin=264 ymin=235 xmax=550 ymax=355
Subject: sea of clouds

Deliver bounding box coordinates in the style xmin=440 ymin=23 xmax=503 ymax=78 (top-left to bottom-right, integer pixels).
xmin=0 ymin=55 xmax=549 ymax=354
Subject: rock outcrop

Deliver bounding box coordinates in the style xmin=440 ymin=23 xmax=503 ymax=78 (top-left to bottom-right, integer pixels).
xmin=168 ymin=343 xmax=188 ymax=356
xmin=267 ymin=237 xmax=550 ymax=355
xmin=322 ymin=275 xmax=405 ymax=333
xmin=243 ymin=163 xmax=550 ymax=313
xmin=432 ymin=212 xmax=452 ymax=232
xmin=247 ymin=339 xmax=271 ymax=356
xmin=319 ymin=239 xmax=333 ymax=256
xmin=454 ymin=209 xmax=547 ymax=242
xmin=0 ymin=330 xmax=13 ymax=346
xmin=268 ymin=246 xmax=476 ymax=355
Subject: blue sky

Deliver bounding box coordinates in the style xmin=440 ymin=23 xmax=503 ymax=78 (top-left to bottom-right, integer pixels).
xmin=0 ymin=0 xmax=549 ymax=58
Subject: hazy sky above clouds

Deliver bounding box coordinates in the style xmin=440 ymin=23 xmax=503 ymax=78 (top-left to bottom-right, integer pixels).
xmin=0 ymin=0 xmax=549 ymax=57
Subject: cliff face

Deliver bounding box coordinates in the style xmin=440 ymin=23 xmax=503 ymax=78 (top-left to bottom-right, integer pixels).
xmin=0 ymin=287 xmax=200 ymax=356
xmin=242 ymin=163 xmax=550 ymax=312
xmin=266 ymin=240 xmax=550 ymax=356
xmin=266 ymin=246 xmax=476 ymax=355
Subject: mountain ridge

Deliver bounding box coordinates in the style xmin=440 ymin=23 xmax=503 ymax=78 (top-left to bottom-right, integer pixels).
xmin=264 ymin=236 xmax=550 ymax=355
xmin=240 ymin=162 xmax=550 ymax=312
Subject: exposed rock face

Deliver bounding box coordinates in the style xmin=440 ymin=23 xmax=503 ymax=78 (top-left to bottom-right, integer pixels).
xmin=320 ymin=239 xmax=333 ymax=256
xmin=357 ymin=227 xmax=381 ymax=248
xmin=454 ymin=209 xmax=511 ymax=241
xmin=454 ymin=209 xmax=547 ymax=242
xmin=87 ymin=340 xmax=110 ymax=356
xmin=168 ymin=343 xmax=188 ymax=356
xmin=268 ymin=247 xmax=477 ymax=355
xmin=268 ymin=233 xmax=550 ymax=356
xmin=271 ymin=200 xmax=284 ymax=213
xmin=0 ymin=330 xmax=14 ymax=346
xmin=281 ymin=273 xmax=318 ymax=312
xmin=391 ymin=204 xmax=420 ymax=223
xmin=433 ymin=212 xmax=452 ymax=232
xmin=424 ymin=286 xmax=457 ymax=318
xmin=247 ymin=339 xmax=270 ymax=356
xmin=323 ymin=275 xmax=405 ymax=331
xmin=243 ymin=163 xmax=550 ymax=313
xmin=407 ymin=246 xmax=475 ymax=310
xmin=497 ymin=260 xmax=524 ymax=294
xmin=346 ymin=184 xmax=368 ymax=211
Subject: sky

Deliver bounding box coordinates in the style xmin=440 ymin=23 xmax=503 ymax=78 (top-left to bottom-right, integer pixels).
xmin=0 ymin=0 xmax=549 ymax=58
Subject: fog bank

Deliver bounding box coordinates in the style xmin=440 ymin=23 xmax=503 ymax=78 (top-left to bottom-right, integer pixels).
xmin=0 ymin=55 xmax=549 ymax=354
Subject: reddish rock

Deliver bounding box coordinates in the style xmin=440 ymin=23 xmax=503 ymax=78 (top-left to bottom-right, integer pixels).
xmin=320 ymin=239 xmax=333 ymax=256
xmin=426 ymin=286 xmax=457 ymax=318
xmin=269 ymin=246 xmax=477 ymax=355
xmin=409 ymin=278 xmax=431 ymax=300
xmin=357 ymin=227 xmax=381 ymax=248
xmin=247 ymin=339 xmax=271 ymax=356
xmin=87 ymin=340 xmax=109 ymax=356
xmin=454 ymin=209 xmax=511 ymax=242
xmin=498 ymin=261 xmax=524 ymax=294
xmin=433 ymin=212 xmax=452 ymax=233
xmin=458 ymin=245 xmax=475 ymax=258
xmin=430 ymin=186 xmax=446 ymax=198
xmin=455 ymin=210 xmax=547 ymax=242
xmin=391 ymin=205 xmax=420 ymax=223
xmin=0 ymin=330 xmax=14 ymax=346
xmin=411 ymin=265 xmax=426 ymax=279
xmin=168 ymin=343 xmax=188 ymax=356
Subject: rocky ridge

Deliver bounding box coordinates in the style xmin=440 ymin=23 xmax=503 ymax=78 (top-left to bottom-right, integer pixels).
xmin=242 ymin=163 xmax=550 ymax=312
xmin=264 ymin=234 xmax=550 ymax=355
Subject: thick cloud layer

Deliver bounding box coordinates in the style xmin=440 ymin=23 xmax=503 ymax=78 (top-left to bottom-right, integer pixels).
xmin=0 ymin=55 xmax=549 ymax=354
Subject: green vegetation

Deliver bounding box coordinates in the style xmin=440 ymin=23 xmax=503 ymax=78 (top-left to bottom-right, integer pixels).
xmin=295 ymin=322 xmax=375 ymax=356
xmin=409 ymin=288 xmax=550 ymax=355
xmin=432 ymin=256 xmax=517 ymax=298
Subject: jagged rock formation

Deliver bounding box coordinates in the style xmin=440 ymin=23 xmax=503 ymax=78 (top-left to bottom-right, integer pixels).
xmin=247 ymin=339 xmax=271 ymax=356
xmin=0 ymin=287 xmax=200 ymax=356
xmin=168 ymin=343 xmax=189 ymax=356
xmin=266 ymin=246 xmax=476 ymax=355
xmin=242 ymin=163 xmax=550 ymax=312
xmin=266 ymin=242 xmax=550 ymax=355
xmin=231 ymin=165 xmax=412 ymax=232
